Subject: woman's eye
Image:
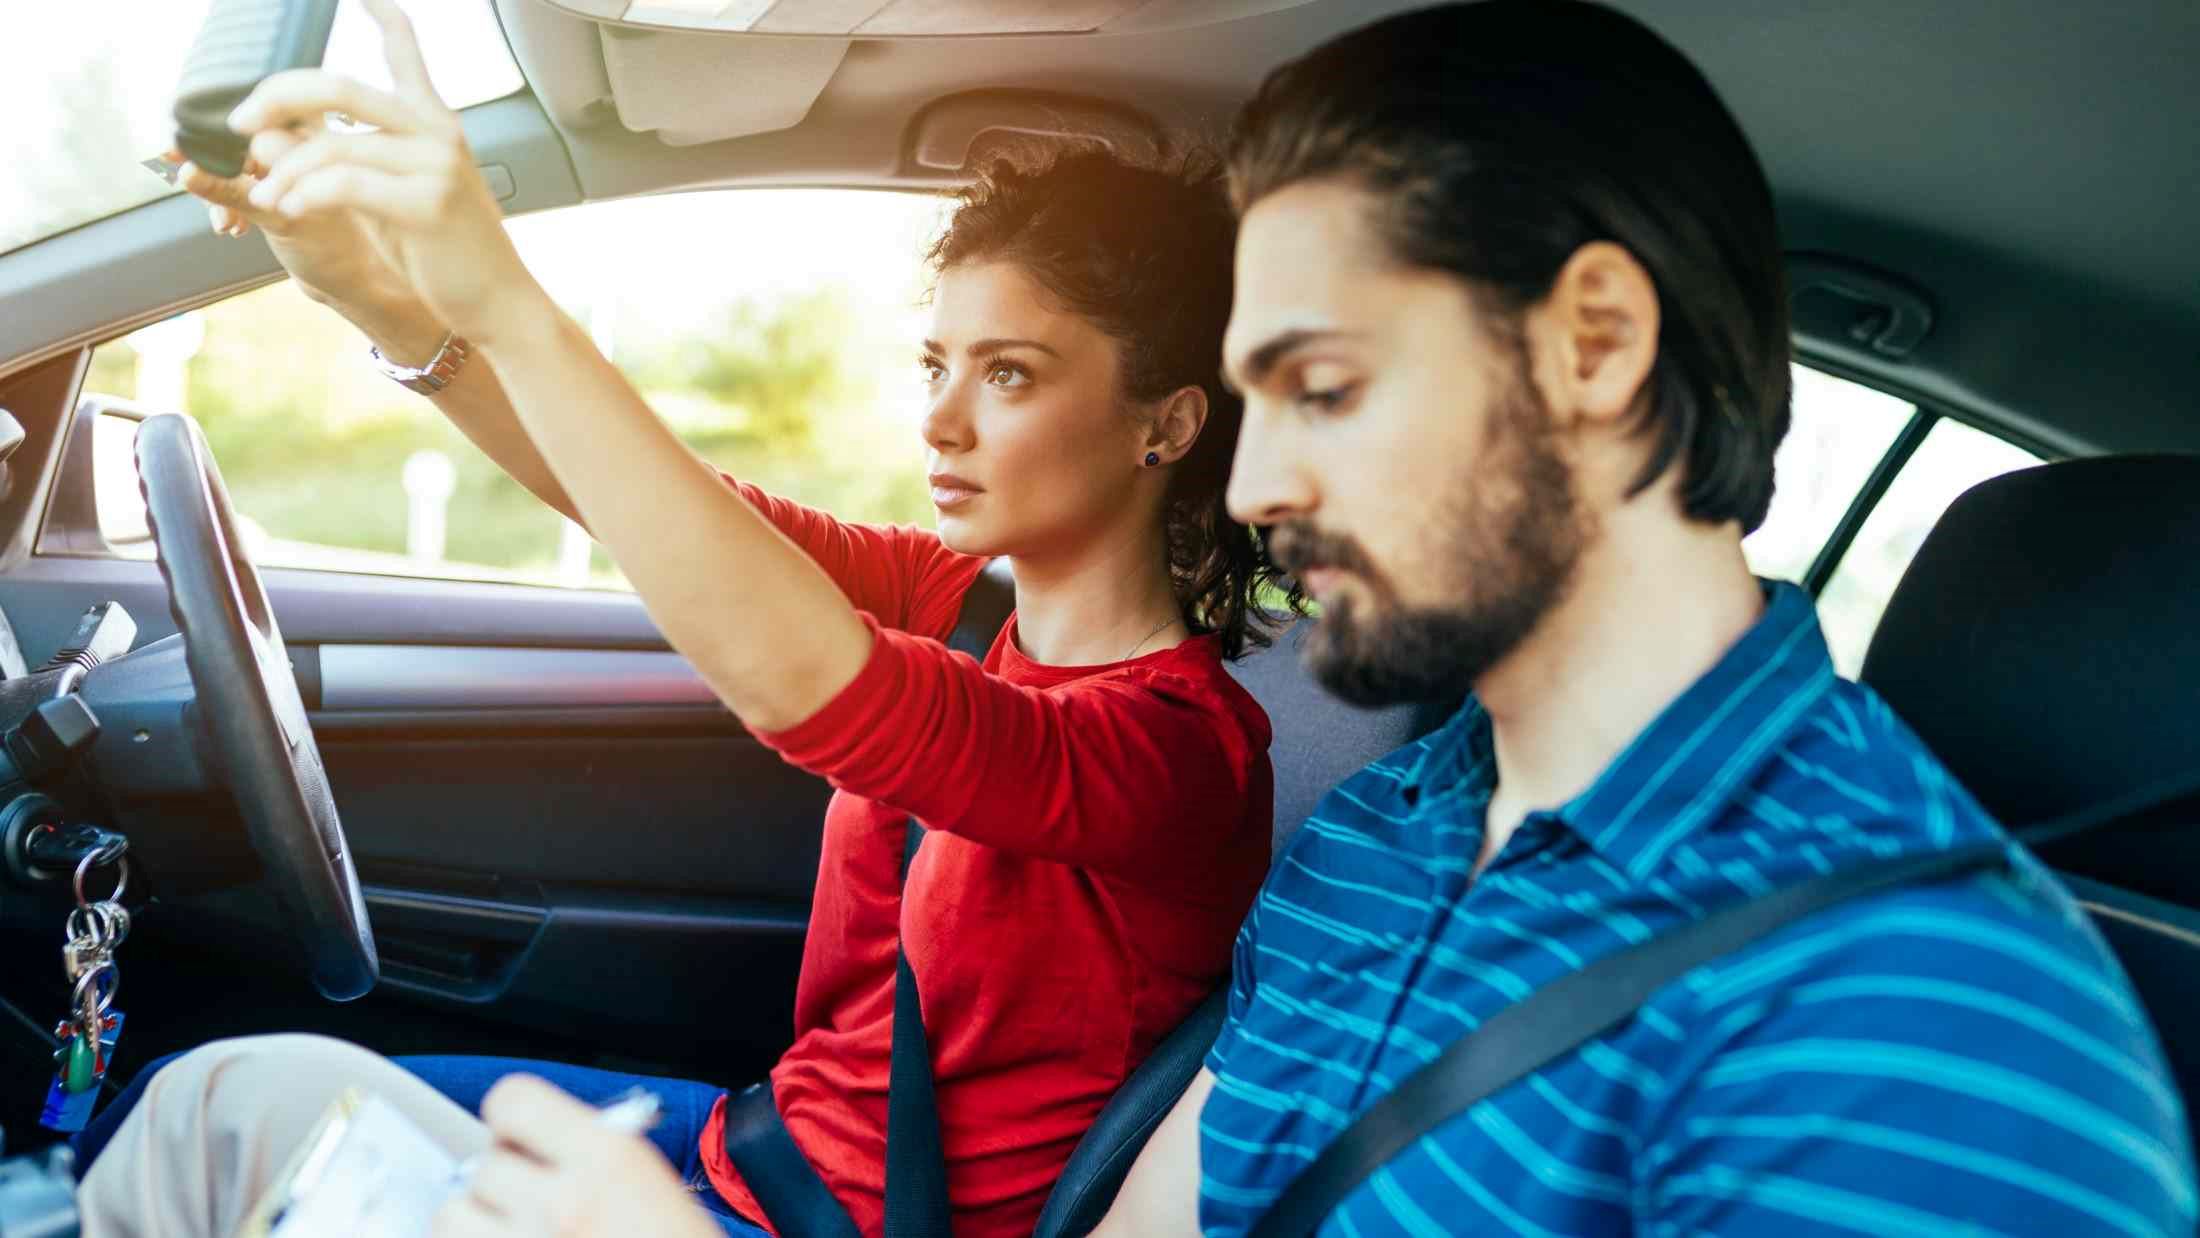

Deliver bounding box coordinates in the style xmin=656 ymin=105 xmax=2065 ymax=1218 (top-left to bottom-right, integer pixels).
xmin=986 ymin=363 xmax=1029 ymax=388
xmin=919 ymin=359 xmax=945 ymax=383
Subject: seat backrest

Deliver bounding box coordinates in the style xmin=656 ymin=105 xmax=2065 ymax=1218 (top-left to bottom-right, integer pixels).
xmin=1860 ymin=453 xmax=2200 ymax=1150
xmin=1035 ymin=622 xmax=1443 ymax=1235
xmin=1227 ymin=620 xmax=1434 ymax=854
xmin=1032 ymin=990 xmax=1228 ymax=1237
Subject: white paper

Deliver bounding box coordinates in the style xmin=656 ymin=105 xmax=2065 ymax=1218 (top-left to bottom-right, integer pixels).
xmin=267 ymin=1096 xmax=459 ymax=1238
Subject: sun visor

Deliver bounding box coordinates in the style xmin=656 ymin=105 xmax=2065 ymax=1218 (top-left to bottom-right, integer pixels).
xmin=542 ymin=0 xmax=1317 ymax=37
xmin=595 ymin=25 xmax=851 ymax=145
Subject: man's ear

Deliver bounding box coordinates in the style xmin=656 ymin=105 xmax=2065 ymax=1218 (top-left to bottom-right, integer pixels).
xmin=1146 ymin=386 xmax=1211 ymax=465
xmin=1524 ymin=241 xmax=1660 ymax=431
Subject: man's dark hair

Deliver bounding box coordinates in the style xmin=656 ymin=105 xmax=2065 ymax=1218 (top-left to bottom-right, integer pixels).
xmin=931 ymin=146 xmax=1296 ymax=658
xmin=1228 ymin=0 xmax=1792 ymax=531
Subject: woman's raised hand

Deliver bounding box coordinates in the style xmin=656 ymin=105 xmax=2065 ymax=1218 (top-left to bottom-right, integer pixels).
xmin=175 ymin=130 xmax=418 ymax=318
xmin=226 ymin=0 xmax=540 ymax=343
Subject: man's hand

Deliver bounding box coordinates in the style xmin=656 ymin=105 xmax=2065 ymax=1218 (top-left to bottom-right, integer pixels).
xmin=431 ymin=1075 xmax=723 ymax=1238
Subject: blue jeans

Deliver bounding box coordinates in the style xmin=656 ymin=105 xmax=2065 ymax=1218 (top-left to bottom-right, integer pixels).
xmin=391 ymin=1056 xmax=769 ymax=1236
xmin=75 ymin=1051 xmax=770 ymax=1237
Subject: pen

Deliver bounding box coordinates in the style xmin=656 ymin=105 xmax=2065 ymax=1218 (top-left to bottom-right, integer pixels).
xmin=452 ymin=1086 xmax=663 ymax=1188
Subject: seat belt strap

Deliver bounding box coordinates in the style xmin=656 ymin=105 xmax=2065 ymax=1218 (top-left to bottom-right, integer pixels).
xmin=884 ymin=558 xmax=1014 ymax=1238
xmin=884 ymin=820 xmax=951 ymax=1238
xmin=720 ymin=1083 xmax=863 ymax=1238
xmin=1248 ymin=765 xmax=2200 ymax=1238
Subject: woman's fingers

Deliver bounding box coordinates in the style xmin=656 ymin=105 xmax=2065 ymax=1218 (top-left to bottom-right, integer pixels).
xmin=461 ymin=1145 xmax=562 ymax=1224
xmin=207 ymin=204 xmax=252 ymax=238
xmin=477 ymin=1075 xmax=607 ymax=1166
xmin=230 ymin=68 xmax=426 ymax=138
xmin=261 ymin=163 xmax=439 ymax=224
xmin=361 ymin=0 xmax=445 ymax=108
xmin=247 ymin=126 xmax=308 ymax=174
xmin=249 ymin=130 xmax=444 ymax=209
xmin=179 ymin=160 xmax=253 ymax=210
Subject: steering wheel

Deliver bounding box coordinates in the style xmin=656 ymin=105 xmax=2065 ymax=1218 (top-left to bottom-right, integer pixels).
xmin=134 ymin=414 xmax=378 ymax=1000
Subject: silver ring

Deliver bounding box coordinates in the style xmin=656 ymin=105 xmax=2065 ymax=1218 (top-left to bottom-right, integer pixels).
xmin=67 ymin=904 xmax=114 ymax=947
xmin=73 ymin=848 xmax=129 ymax=911
xmin=70 ymin=964 xmax=118 ymax=1019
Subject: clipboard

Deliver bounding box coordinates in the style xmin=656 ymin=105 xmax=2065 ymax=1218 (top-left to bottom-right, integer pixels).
xmin=232 ymin=1087 xmax=461 ymax=1238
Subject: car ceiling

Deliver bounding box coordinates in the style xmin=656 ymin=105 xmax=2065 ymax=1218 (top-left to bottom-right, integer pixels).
xmin=498 ymin=0 xmax=2200 ymax=457
xmin=6 ymin=0 xmax=2196 ymax=460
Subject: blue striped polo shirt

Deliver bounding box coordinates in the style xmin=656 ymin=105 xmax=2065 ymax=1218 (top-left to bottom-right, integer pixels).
xmin=1200 ymin=581 xmax=2195 ymax=1236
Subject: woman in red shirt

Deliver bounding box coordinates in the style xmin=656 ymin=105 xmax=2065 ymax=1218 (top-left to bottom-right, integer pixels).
xmin=72 ymin=10 xmax=1283 ymax=1236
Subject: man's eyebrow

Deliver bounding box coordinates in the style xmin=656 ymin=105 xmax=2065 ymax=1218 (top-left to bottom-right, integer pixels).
xmin=1225 ymin=328 xmax=1356 ymax=393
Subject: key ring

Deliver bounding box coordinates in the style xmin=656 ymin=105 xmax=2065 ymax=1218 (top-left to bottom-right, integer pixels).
xmin=73 ymin=844 xmax=129 ymax=912
xmin=70 ymin=961 xmax=118 ymax=1020
xmin=66 ymin=899 xmax=128 ymax=948
xmin=66 ymin=904 xmax=119 ymax=949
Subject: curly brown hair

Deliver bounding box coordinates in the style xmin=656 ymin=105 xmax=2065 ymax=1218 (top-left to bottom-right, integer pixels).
xmin=927 ymin=146 xmax=1299 ymax=659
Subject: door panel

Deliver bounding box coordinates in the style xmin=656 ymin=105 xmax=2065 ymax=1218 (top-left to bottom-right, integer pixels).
xmin=318 ymin=645 xmax=722 ymax=709
xmin=0 ymin=552 xmax=825 ymax=1081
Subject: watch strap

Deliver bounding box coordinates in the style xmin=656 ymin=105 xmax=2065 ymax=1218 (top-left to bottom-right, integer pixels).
xmin=370 ymin=331 xmax=471 ymax=395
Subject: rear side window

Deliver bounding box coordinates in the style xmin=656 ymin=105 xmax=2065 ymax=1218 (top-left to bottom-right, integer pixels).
xmin=1741 ymin=366 xmax=2043 ymax=677
xmin=1817 ymin=419 xmax=2041 ymax=674
xmin=1742 ymin=367 xmax=1913 ymax=583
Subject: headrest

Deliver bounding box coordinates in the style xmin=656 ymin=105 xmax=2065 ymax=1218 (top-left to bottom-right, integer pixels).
xmin=1860 ymin=454 xmax=2200 ymax=901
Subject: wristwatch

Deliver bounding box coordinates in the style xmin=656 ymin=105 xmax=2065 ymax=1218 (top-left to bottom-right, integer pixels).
xmin=370 ymin=331 xmax=471 ymax=395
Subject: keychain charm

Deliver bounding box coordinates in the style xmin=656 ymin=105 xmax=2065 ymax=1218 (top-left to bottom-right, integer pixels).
xmin=39 ymin=844 xmax=131 ymax=1133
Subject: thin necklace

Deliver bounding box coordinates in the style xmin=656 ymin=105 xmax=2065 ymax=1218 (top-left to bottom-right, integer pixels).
xmin=1121 ymin=615 xmax=1178 ymax=662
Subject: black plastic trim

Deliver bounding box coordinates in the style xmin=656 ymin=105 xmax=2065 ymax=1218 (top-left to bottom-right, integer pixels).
xmin=1801 ymin=407 xmax=1937 ymax=595
xmin=365 ymin=884 xmax=548 ymax=945
xmin=310 ymin=705 xmax=746 ymax=739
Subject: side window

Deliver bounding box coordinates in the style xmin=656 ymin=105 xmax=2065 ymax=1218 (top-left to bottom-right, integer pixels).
xmin=1816 ymin=419 xmax=2041 ymax=675
xmin=1741 ymin=366 xmax=1914 ymax=583
xmin=73 ymin=189 xmax=943 ymax=589
xmin=1740 ymin=366 xmax=2042 ymax=677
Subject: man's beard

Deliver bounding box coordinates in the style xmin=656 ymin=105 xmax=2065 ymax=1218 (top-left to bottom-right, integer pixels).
xmin=1270 ymin=379 xmax=1587 ymax=708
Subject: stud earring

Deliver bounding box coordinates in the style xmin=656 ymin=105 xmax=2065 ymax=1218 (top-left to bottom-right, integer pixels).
xmin=1144 ymin=452 xmax=1161 ymax=467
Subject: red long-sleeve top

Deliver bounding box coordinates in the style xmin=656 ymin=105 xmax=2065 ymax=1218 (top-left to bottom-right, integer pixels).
xmin=699 ymin=482 xmax=1273 ymax=1236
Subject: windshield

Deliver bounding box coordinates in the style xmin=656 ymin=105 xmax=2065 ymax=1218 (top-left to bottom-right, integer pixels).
xmin=0 ymin=0 xmax=525 ymax=256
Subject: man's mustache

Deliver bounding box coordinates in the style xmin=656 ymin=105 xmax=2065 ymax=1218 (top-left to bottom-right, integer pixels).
xmin=1267 ymin=521 xmax=1378 ymax=584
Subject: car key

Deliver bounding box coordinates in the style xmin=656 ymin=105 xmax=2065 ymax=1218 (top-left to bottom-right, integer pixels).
xmin=172 ymin=0 xmax=342 ymax=177
xmin=39 ymin=848 xmax=132 ymax=1133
